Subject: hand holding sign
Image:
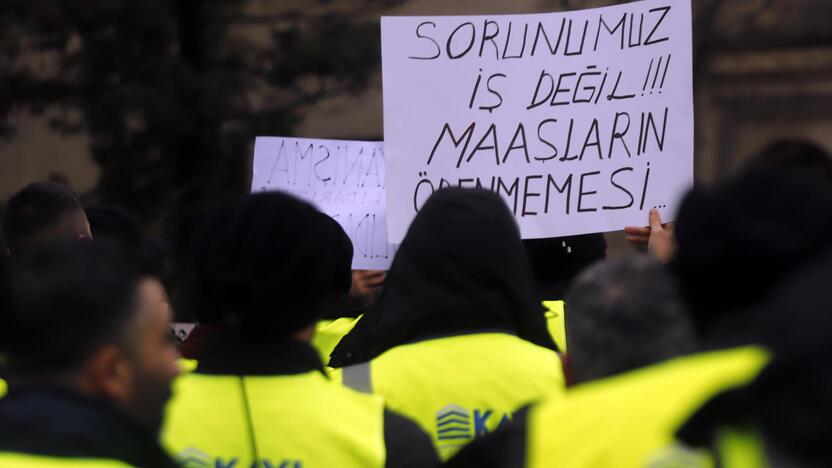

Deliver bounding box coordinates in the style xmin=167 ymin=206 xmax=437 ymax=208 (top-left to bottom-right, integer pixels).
xmin=381 ymin=0 xmax=693 ymax=242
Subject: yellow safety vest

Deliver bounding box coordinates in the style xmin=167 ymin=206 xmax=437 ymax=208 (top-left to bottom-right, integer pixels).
xmin=312 ymin=316 xmax=361 ymax=363
xmin=162 ymin=370 xmax=386 ymax=468
xmin=0 ymin=379 xmax=6 ymax=399
xmin=527 ymin=346 xmax=770 ymax=468
xmin=0 ymin=454 xmax=131 ymax=467
xmin=714 ymin=428 xmax=766 ymax=468
xmin=178 ymin=358 xmax=198 ymax=374
xmin=341 ymin=332 xmax=565 ymax=460
xmin=543 ymin=301 xmax=566 ymax=353
xmin=642 ymin=428 xmax=767 ymax=468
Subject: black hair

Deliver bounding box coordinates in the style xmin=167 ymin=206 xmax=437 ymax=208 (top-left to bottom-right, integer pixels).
xmin=565 ymin=256 xmax=694 ymax=384
xmin=85 ymin=204 xmax=170 ymax=278
xmin=671 ymin=168 xmax=832 ymax=339
xmin=746 ymin=139 xmax=832 ymax=184
xmin=189 ymin=192 xmax=343 ymax=341
xmin=2 ymin=182 xmax=84 ymax=253
xmin=2 ymin=241 xmax=142 ymax=378
xmin=315 ymin=212 xmax=353 ymax=298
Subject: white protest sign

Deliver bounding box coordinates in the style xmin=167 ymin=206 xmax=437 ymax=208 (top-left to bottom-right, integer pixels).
xmin=251 ymin=137 xmax=395 ymax=270
xmin=382 ymin=0 xmax=693 ymax=242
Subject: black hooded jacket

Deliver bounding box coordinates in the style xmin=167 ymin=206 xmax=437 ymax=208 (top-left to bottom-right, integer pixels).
xmin=678 ymin=247 xmax=832 ymax=467
xmin=330 ymin=188 xmax=557 ymax=368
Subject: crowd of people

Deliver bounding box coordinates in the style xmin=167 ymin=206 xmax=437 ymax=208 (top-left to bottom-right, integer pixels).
xmin=0 ymin=139 xmax=831 ymax=467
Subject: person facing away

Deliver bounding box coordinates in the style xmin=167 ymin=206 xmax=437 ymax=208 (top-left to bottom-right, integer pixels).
xmin=162 ymin=192 xmax=438 ymax=468
xmin=445 ymin=255 xmax=699 ymax=467
xmin=446 ymin=166 xmax=832 ymax=468
xmin=563 ymin=255 xmax=696 ymax=386
xmin=675 ymin=246 xmax=832 ymax=468
xmin=329 ymin=187 xmax=565 ymax=461
xmin=85 ymin=204 xmax=171 ymax=278
xmin=2 ymin=181 xmax=92 ymax=255
xmin=0 ymin=242 xmax=181 ymax=467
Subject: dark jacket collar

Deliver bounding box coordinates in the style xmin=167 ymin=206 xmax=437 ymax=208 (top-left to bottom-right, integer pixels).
xmin=0 ymin=387 xmax=177 ymax=467
xmin=196 ymin=335 xmax=326 ymax=376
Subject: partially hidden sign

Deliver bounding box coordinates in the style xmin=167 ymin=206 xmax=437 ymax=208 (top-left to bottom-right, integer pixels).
xmin=381 ymin=0 xmax=693 ymax=242
xmin=252 ymin=137 xmax=395 ymax=270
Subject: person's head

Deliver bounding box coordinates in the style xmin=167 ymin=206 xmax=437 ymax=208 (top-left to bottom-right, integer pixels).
xmin=190 ymin=192 xmax=345 ymax=343
xmin=745 ymin=139 xmax=832 ymax=185
xmin=85 ymin=204 xmax=170 ymax=278
xmin=329 ymin=188 xmax=556 ymax=367
xmin=318 ymin=212 xmax=353 ymax=297
xmin=565 ymin=256 xmax=694 ymax=385
xmin=2 ymin=242 xmax=179 ymax=433
xmin=524 ymin=234 xmax=607 ymax=300
xmin=677 ymin=247 xmax=832 ymax=464
xmin=2 ymin=182 xmax=92 ymax=255
xmin=315 ymin=212 xmax=360 ymax=319
xmin=671 ymin=168 xmax=832 ymax=343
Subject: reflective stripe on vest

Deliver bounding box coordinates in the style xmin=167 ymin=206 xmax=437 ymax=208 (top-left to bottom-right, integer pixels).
xmin=527 ymin=346 xmax=770 ymax=468
xmin=342 ymin=332 xmax=565 ymax=461
xmin=163 ymin=370 xmax=386 ymax=468
xmin=343 ymin=362 xmax=372 ymax=393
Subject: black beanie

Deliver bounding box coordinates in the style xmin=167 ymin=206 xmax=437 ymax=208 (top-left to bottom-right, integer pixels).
xmin=190 ymin=192 xmax=345 ymax=341
xmin=671 ymin=168 xmax=832 ymax=335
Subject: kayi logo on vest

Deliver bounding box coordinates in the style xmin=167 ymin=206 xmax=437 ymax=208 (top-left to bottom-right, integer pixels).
xmin=435 ymin=404 xmax=512 ymax=448
xmin=177 ymin=448 xmax=303 ymax=468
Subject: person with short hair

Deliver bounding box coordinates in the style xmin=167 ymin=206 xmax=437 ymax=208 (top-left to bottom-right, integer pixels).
xmin=2 ymin=182 xmax=92 ymax=254
xmin=0 ymin=242 xmax=180 ymax=467
xmin=564 ymin=256 xmax=695 ymax=385
xmin=447 ymin=167 xmax=832 ymax=468
xmin=162 ymin=192 xmax=438 ymax=468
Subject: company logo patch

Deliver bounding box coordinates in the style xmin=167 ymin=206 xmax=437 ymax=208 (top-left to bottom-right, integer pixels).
xmin=435 ymin=404 xmax=512 ymax=456
xmin=436 ymin=404 xmax=473 ymax=443
xmin=176 ymin=448 xmax=302 ymax=468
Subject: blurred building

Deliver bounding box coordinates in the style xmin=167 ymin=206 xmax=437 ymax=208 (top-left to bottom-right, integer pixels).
xmin=2 ymin=0 xmax=831 ymax=206
xmin=295 ymin=0 xmax=832 ymax=183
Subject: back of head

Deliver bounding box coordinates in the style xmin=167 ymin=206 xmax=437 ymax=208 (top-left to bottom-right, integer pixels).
xmin=86 ymin=204 xmax=170 ymax=278
xmin=566 ymin=256 xmax=694 ymax=385
xmin=671 ymin=168 xmax=832 ymax=342
xmin=3 ymin=241 xmax=140 ymax=379
xmin=745 ymin=139 xmax=832 ymax=184
xmin=2 ymin=182 xmax=90 ymax=254
xmin=189 ymin=192 xmax=343 ymax=342
xmin=330 ymin=188 xmax=555 ymax=367
xmin=316 ymin=213 xmax=355 ymax=319
xmin=524 ymin=234 xmax=607 ymax=300
xmin=678 ymin=247 xmax=832 ymax=464
xmin=316 ymin=212 xmax=353 ymax=298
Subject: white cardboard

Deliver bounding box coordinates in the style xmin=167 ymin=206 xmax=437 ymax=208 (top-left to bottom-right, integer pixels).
xmin=382 ymin=0 xmax=694 ymax=242
xmin=252 ymin=137 xmax=395 ymax=270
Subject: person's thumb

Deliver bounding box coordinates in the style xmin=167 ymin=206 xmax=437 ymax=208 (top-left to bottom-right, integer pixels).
xmin=648 ymin=208 xmax=664 ymax=232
